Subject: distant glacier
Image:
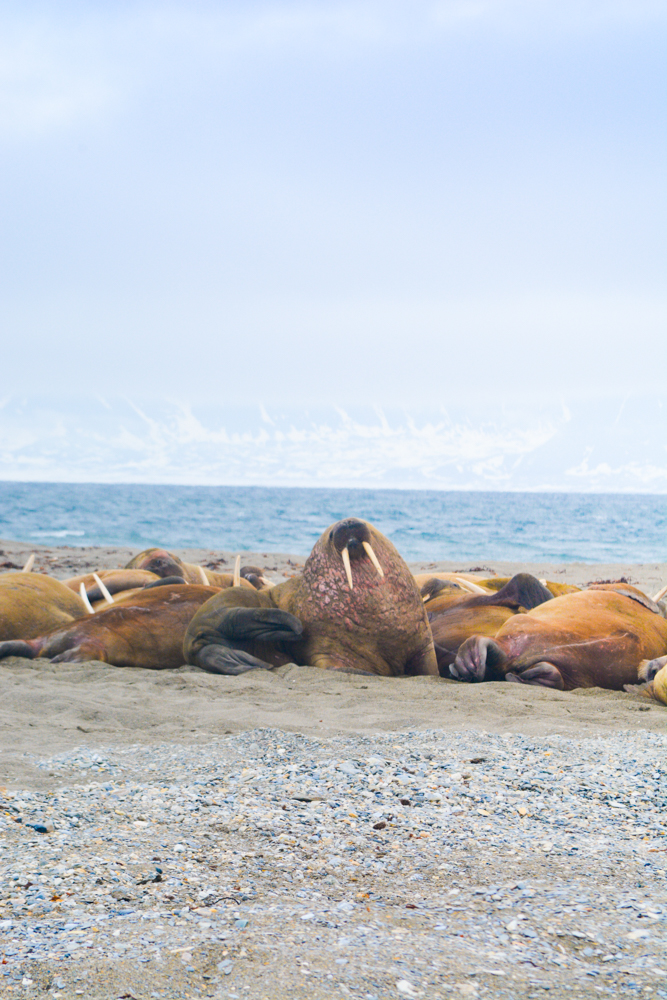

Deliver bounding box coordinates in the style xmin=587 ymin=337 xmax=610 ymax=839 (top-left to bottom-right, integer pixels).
xmin=0 ymin=393 xmax=664 ymax=492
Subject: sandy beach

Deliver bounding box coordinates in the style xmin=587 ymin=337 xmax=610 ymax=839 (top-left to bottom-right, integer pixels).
xmin=0 ymin=542 xmax=665 ymax=998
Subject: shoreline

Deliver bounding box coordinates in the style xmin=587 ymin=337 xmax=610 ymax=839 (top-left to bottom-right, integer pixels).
xmin=1 ymin=541 xmax=665 ymax=997
xmin=1 ymin=538 xmax=665 ymax=595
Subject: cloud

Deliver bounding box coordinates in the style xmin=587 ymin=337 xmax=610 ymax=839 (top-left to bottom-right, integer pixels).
xmin=0 ymin=393 xmax=663 ymax=491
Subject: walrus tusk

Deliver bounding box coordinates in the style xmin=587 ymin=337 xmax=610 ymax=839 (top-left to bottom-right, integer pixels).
xmin=341 ymin=547 xmax=354 ymax=590
xmin=79 ymin=582 xmax=95 ymax=614
xmin=93 ymin=573 xmax=114 ymax=604
xmin=233 ymin=555 xmax=241 ymax=588
xmin=453 ymin=577 xmax=487 ymax=595
xmin=652 ymin=584 xmax=667 ymax=603
xmin=198 ymin=565 xmax=208 ymax=585
xmin=539 ymin=578 xmax=547 ymax=586
xmin=362 ymin=541 xmax=384 ymax=578
xmin=22 ymin=553 xmax=35 ymax=573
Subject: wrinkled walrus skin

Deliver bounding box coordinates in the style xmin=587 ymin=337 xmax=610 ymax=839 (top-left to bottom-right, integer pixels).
xmin=452 ymin=584 xmax=667 ymax=691
xmin=184 ymin=518 xmax=438 ymax=678
xmin=0 ymin=573 xmax=89 ymax=641
xmin=0 ymin=585 xmax=219 ymax=669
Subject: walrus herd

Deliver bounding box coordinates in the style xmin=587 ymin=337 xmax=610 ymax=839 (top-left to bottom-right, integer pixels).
xmin=0 ymin=518 xmax=665 ymax=705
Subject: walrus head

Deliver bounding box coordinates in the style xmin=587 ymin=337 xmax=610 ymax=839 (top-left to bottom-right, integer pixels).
xmin=125 ymin=548 xmax=185 ymax=579
xmin=324 ymin=518 xmax=385 ymax=590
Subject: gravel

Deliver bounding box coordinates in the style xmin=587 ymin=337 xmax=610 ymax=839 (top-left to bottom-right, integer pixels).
xmin=1 ymin=728 xmax=665 ymax=998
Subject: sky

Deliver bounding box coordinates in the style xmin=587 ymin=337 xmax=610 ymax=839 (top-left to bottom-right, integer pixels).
xmin=1 ymin=0 xmax=665 ymax=490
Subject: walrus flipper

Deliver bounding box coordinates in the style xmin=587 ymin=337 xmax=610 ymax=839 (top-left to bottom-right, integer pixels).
xmin=451 ymin=636 xmax=508 ymax=682
xmin=141 ymin=576 xmax=187 ymax=590
xmin=0 ymin=640 xmax=36 ymax=660
xmin=186 ymin=605 xmax=304 ymax=675
xmin=489 ymin=574 xmax=552 ymax=611
xmin=505 ymin=662 xmax=565 ymax=689
xmin=193 ymin=645 xmax=278 ymax=675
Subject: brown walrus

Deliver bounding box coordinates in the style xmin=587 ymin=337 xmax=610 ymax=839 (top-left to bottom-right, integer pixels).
xmin=125 ymin=548 xmax=254 ymax=590
xmin=0 ymin=584 xmax=219 ymax=668
xmin=452 ymin=584 xmax=667 ymax=690
xmin=429 ymin=574 xmax=553 ymax=676
xmin=0 ymin=573 xmax=89 ymax=641
xmin=183 ymin=518 xmax=438 ymax=677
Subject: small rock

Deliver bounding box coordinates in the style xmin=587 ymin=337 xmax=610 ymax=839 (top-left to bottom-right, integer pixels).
xmin=396 ymin=981 xmax=422 ymax=997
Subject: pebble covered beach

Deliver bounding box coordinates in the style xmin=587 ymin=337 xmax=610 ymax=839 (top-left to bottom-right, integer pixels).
xmin=0 ymin=542 xmax=665 ymax=998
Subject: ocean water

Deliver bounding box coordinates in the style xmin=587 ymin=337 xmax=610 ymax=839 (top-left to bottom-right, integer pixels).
xmin=0 ymin=482 xmax=664 ymax=563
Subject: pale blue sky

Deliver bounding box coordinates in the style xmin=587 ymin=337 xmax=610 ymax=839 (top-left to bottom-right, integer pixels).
xmin=0 ymin=1 xmax=665 ymax=487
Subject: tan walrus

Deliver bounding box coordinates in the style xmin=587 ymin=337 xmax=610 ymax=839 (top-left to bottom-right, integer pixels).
xmin=183 ymin=518 xmax=438 ymax=677
xmin=64 ymin=569 xmax=162 ymax=601
xmin=636 ymin=655 xmax=667 ymax=705
xmin=452 ymin=584 xmax=667 ymax=690
xmin=0 ymin=572 xmax=89 ymax=641
xmin=0 ymin=584 xmax=219 ymax=668
xmin=125 ymin=548 xmax=255 ymax=590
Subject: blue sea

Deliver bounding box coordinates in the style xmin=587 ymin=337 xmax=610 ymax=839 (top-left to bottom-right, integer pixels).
xmin=0 ymin=482 xmax=664 ymax=563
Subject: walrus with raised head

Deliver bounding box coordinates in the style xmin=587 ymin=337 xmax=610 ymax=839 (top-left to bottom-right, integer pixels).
xmin=184 ymin=518 xmax=438 ymax=677
xmin=452 ymin=584 xmax=667 ymax=690
xmin=0 ymin=584 xmax=219 ymax=668
xmin=0 ymin=573 xmax=89 ymax=641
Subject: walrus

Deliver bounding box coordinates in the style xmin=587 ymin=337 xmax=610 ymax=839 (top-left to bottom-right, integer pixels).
xmin=414 ymin=573 xmax=491 ymax=602
xmin=452 ymin=584 xmax=667 ymax=690
xmin=474 ymin=577 xmax=580 ymax=598
xmin=240 ymin=566 xmax=275 ymax=590
xmin=125 ymin=548 xmax=254 ymax=590
xmin=0 ymin=573 xmax=89 ymax=641
xmin=64 ymin=569 xmax=161 ymax=602
xmin=88 ymin=575 xmax=189 ymax=611
xmin=429 ymin=574 xmax=553 ymax=676
xmin=183 ymin=518 xmax=438 ymax=677
xmin=636 ymin=656 xmax=667 ymax=705
xmin=0 ymin=584 xmax=220 ymax=668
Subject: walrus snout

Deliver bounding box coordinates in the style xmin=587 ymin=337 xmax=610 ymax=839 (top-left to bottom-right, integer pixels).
xmin=134 ymin=550 xmax=184 ymax=578
xmin=330 ymin=519 xmax=371 ymax=552
xmin=638 ymin=654 xmax=667 ymax=683
xmin=330 ymin=519 xmax=385 ymax=590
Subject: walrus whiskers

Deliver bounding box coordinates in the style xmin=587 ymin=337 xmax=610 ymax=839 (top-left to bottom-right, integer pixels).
xmin=79 ymin=582 xmax=95 ymax=614
xmin=198 ymin=565 xmax=208 ymax=585
xmin=22 ymin=554 xmax=35 ymax=573
xmin=362 ymin=541 xmax=384 ymax=577
xmin=233 ymin=555 xmax=241 ymax=588
xmin=341 ymin=546 xmax=354 ymax=589
xmin=93 ymin=573 xmax=115 ymax=604
xmin=653 ymin=583 xmax=667 ymax=603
